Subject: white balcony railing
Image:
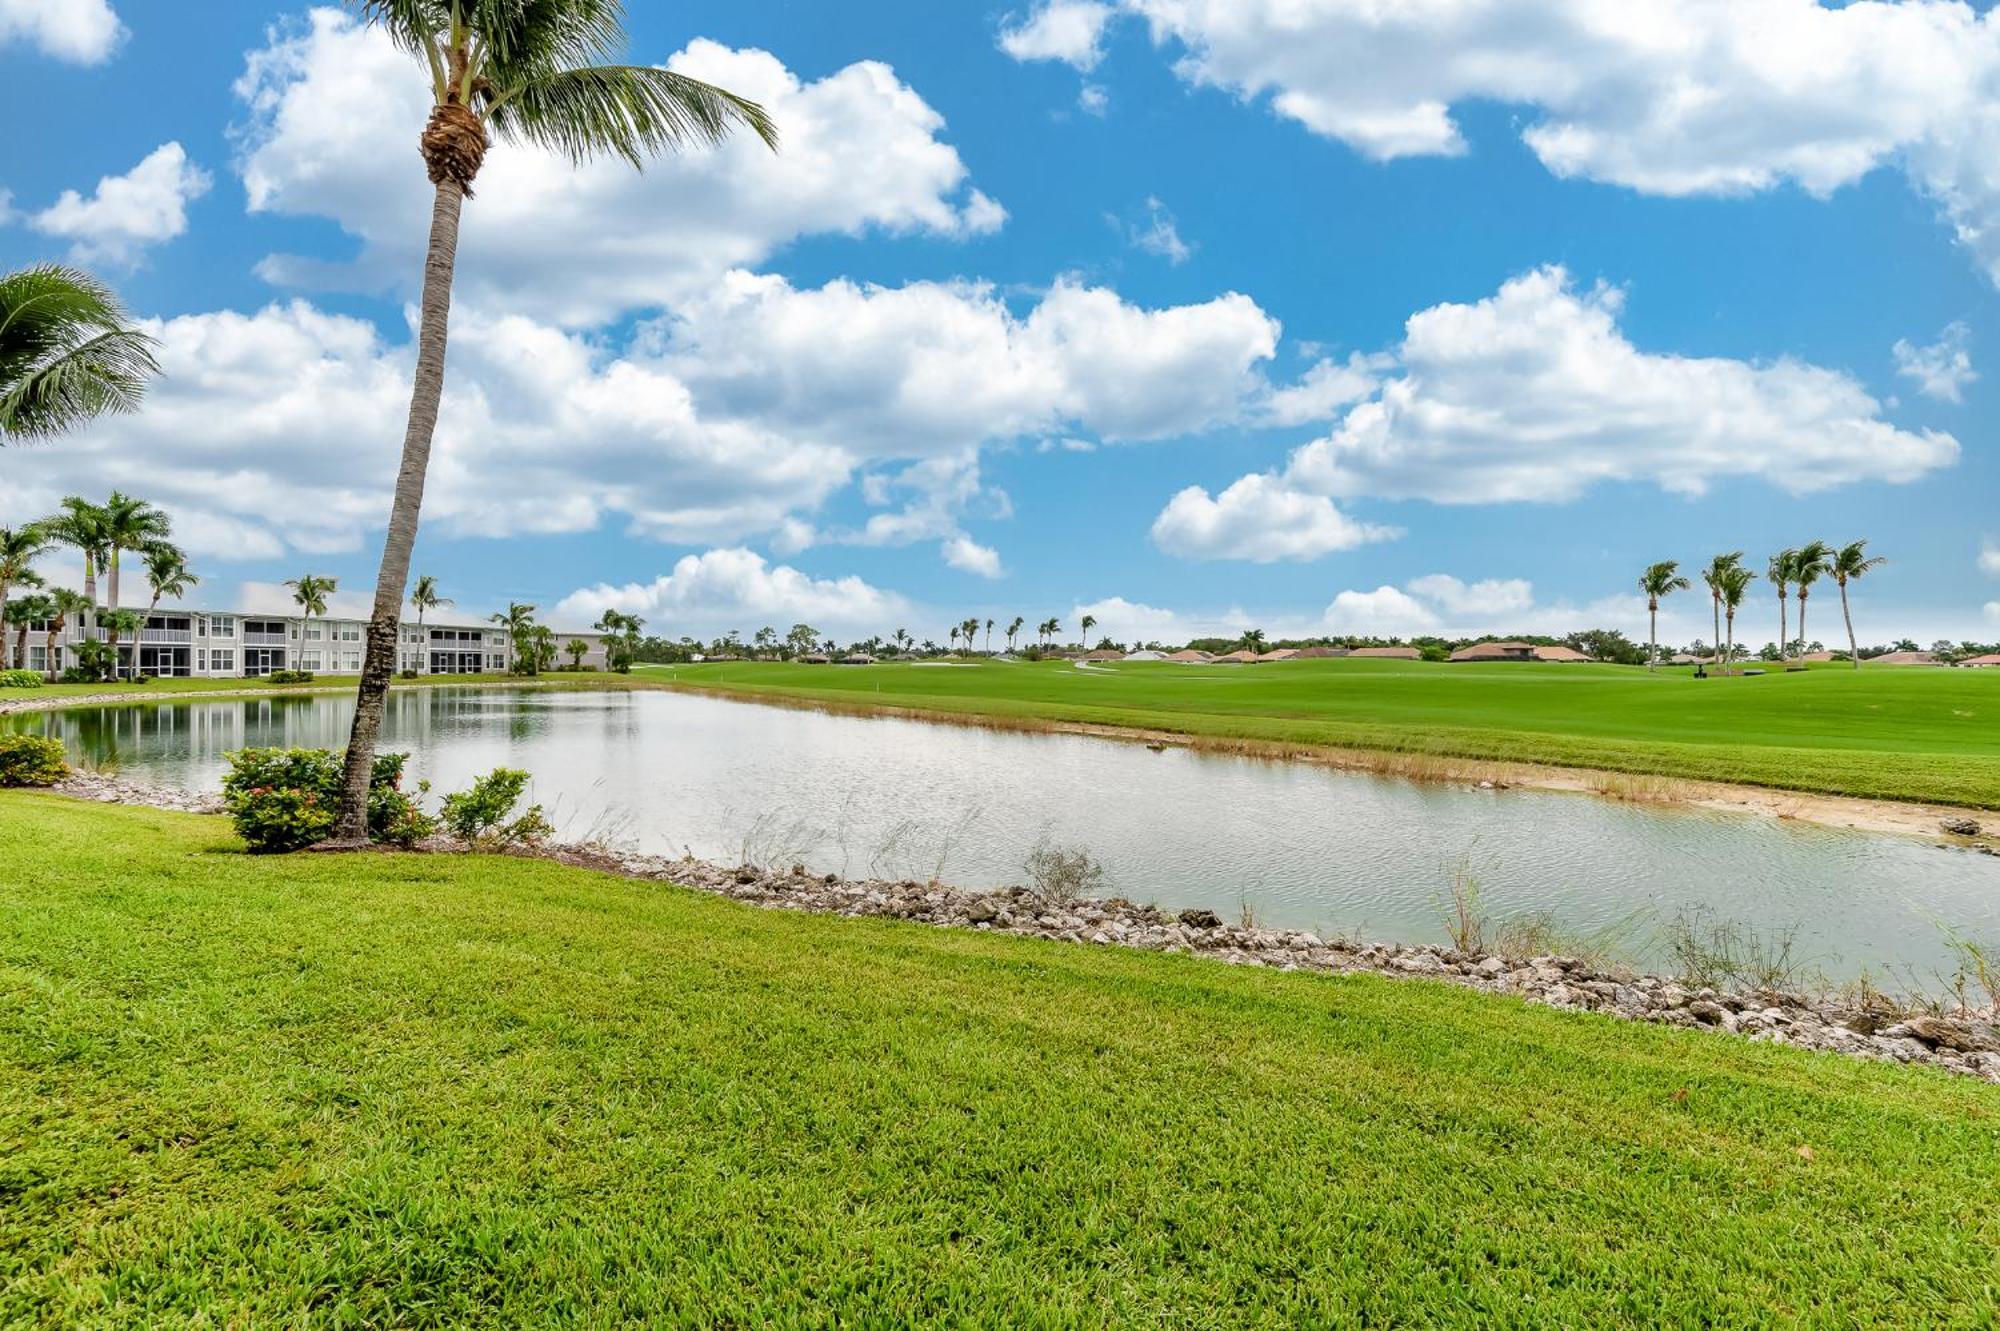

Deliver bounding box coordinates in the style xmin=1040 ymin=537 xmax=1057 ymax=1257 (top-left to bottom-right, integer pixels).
xmin=142 ymin=629 xmax=193 ymax=643
xmin=243 ymin=631 xmax=288 ymax=646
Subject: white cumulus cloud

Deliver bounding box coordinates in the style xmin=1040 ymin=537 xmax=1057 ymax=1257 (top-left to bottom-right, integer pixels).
xmin=30 ymin=142 xmax=211 ymax=264
xmin=1282 ymin=265 xmax=1956 ymax=504
xmin=1893 ymin=321 xmax=1977 ymax=403
xmin=555 ymin=548 xmax=911 ymax=636
xmin=1981 ymin=543 xmax=2000 ymax=578
xmin=0 ymin=0 xmax=122 ymax=63
xmin=235 ymin=12 xmax=1005 ymax=324
xmin=943 ymin=535 xmax=1005 ymax=579
xmin=999 ymin=1 xmax=1116 ymax=70
xmin=1009 ymin=0 xmax=2000 ymax=286
xmin=1151 ymin=473 xmax=1397 ymax=563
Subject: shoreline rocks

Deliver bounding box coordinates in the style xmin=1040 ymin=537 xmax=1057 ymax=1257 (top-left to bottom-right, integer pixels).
xmin=34 ymin=778 xmax=2000 ymax=1084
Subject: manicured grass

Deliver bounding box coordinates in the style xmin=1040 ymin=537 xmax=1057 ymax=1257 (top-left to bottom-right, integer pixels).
xmin=646 ymin=658 xmax=2000 ymax=807
xmin=4 ymin=794 xmax=1997 ymax=1325
xmin=0 ymin=670 xmax=643 ymax=704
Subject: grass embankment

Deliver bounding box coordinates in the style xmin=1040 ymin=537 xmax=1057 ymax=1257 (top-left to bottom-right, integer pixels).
xmin=0 ymin=670 xmax=646 ymax=707
xmin=4 ymin=795 xmax=1996 ymax=1325
xmin=648 ymin=658 xmax=2000 ymax=808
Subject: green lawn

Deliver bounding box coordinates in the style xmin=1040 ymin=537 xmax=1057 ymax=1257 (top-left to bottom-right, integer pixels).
xmin=4 ymin=795 xmax=1997 ymax=1326
xmin=644 ymin=657 xmax=2000 ymax=807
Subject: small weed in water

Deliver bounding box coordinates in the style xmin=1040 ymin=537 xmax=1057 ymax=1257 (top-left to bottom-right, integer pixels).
xmin=1024 ymin=838 xmax=1106 ymax=906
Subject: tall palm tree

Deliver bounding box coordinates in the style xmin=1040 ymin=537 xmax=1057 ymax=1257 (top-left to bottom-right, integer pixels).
xmin=1637 ymin=560 xmax=1691 ymax=671
xmin=1720 ymin=565 xmax=1757 ymax=677
xmin=1766 ymin=548 xmax=1797 ymax=664
xmin=984 ymin=617 xmax=993 ymax=653
xmin=286 ymin=574 xmax=338 ymax=669
xmin=490 ymin=601 xmax=537 ymax=674
xmin=1701 ymin=552 xmax=1743 ymax=671
xmin=948 ymin=625 xmax=960 ymax=654
xmin=409 ymin=573 xmax=452 ymax=627
xmin=1830 ymin=540 xmax=1886 ymax=670
xmin=1080 ymin=614 xmax=1097 ymax=650
xmin=1791 ymin=540 xmax=1832 ymax=659
xmin=0 ymin=523 xmax=53 ymax=657
xmin=0 ymin=264 xmax=158 ymax=442
xmin=44 ymin=588 xmax=89 ymax=680
xmin=141 ymin=542 xmax=197 ymax=624
xmin=1006 ymin=616 xmax=1023 ymax=652
xmin=42 ymin=496 xmax=108 ymax=608
xmin=96 ymin=491 xmax=171 ymax=620
xmin=332 ymin=1 xmax=778 ymax=844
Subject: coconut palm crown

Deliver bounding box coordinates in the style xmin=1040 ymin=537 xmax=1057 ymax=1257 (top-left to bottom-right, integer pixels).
xmin=1790 ymin=540 xmax=1833 ymax=658
xmin=0 ymin=265 xmax=159 ymax=442
xmin=331 ymin=0 xmax=779 ymax=844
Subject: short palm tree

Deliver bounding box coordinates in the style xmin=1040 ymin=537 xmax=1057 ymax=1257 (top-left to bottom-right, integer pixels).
xmin=44 ymin=588 xmax=89 ymax=679
xmin=1637 ymin=560 xmax=1691 ymax=670
xmin=1239 ymin=627 xmax=1267 ymax=653
xmin=490 ymin=601 xmax=537 ymax=674
xmin=1701 ymin=552 xmax=1743 ymax=670
xmin=1766 ymin=548 xmax=1798 ymax=664
xmin=0 ymin=523 xmax=53 ymax=652
xmin=1081 ymin=614 xmax=1098 ymax=649
xmin=286 ymin=574 xmax=338 ymax=665
xmin=1830 ymin=540 xmax=1886 ymax=669
xmin=142 ymin=541 xmax=197 ymax=625
xmin=1720 ymin=565 xmax=1757 ymax=676
xmin=1791 ymin=540 xmax=1832 ymax=657
xmin=333 ymin=0 xmax=779 ymax=844
xmin=6 ymin=593 xmax=54 ymax=673
xmin=566 ymin=637 xmax=589 ymax=669
xmin=409 ymin=573 xmax=452 ymax=627
xmin=0 ymin=265 xmax=158 ymax=442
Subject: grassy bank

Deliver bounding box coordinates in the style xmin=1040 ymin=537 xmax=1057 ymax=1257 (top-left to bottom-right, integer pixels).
xmin=0 ymin=669 xmax=647 ymax=707
xmin=647 ymin=657 xmax=2000 ymax=808
xmin=4 ymin=795 xmax=1996 ymax=1325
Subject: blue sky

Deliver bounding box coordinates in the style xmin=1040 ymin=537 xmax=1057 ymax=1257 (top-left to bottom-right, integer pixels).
xmin=2 ymin=0 xmax=1996 ymax=645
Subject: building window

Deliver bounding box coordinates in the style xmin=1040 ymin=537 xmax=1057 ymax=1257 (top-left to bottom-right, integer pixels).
xmin=210 ymin=615 xmax=235 ymax=637
xmin=305 ymin=624 xmax=322 ymax=640
xmin=342 ymin=654 xmax=361 ymax=672
xmin=197 ymin=649 xmax=207 ymax=671
xmin=302 ymin=651 xmax=323 ymax=670
xmin=338 ymin=625 xmax=361 ymax=642
xmin=211 ymin=650 xmax=236 ymax=672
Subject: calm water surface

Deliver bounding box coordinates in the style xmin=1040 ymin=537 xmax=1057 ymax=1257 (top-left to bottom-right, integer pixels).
xmin=16 ymin=688 xmax=1997 ymax=982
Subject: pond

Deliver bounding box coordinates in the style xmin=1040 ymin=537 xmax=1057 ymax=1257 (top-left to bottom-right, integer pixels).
xmin=14 ymin=687 xmax=1996 ymax=984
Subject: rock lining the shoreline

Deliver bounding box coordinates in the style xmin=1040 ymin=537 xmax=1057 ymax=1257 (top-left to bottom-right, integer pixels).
xmin=540 ymin=844 xmax=2000 ymax=1085
xmin=32 ymin=778 xmax=2000 ymax=1084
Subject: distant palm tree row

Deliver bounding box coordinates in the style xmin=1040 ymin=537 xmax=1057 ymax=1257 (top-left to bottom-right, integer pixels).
xmin=0 ymin=492 xmax=195 ymax=678
xmin=1639 ymin=540 xmax=1884 ymax=674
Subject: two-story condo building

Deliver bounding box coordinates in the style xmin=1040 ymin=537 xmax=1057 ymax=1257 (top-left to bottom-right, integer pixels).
xmin=17 ymin=608 xmax=607 ymax=680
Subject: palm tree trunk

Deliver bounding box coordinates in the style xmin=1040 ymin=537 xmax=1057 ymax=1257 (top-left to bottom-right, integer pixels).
xmin=333 ymin=179 xmax=465 ymax=844
xmin=1648 ymin=601 xmax=1658 ymax=671
xmin=1777 ymin=593 xmax=1787 ymax=666
xmin=1711 ymin=596 xmax=1721 ymax=673
xmin=1839 ymin=580 xmax=1860 ymax=669
xmin=45 ymin=621 xmax=61 ymax=680
xmin=1796 ymin=594 xmax=1808 ymax=660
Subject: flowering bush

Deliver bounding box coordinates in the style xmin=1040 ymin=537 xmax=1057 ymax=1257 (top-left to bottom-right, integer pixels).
xmin=0 ymin=735 xmax=67 ymax=787
xmin=222 ymin=748 xmax=435 ymax=853
xmin=0 ymin=669 xmax=42 ymax=689
xmin=439 ymin=767 xmax=553 ymax=846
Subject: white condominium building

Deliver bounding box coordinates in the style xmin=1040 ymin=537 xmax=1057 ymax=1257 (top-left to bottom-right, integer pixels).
xmin=12 ymin=608 xmax=606 ymax=680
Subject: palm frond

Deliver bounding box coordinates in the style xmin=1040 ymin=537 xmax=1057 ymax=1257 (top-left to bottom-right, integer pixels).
xmin=0 ymin=328 xmax=159 ymax=440
xmin=490 ymin=64 xmax=777 ymax=166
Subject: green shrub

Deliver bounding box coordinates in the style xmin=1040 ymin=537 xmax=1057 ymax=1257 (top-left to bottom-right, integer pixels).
xmin=264 ymin=669 xmax=316 ymax=685
xmin=0 ymin=669 xmax=43 ymax=689
xmin=0 ymin=735 xmax=67 ymax=787
xmin=397 ymin=668 xmax=419 ymax=680
xmin=58 ymin=667 xmax=95 ymax=684
xmin=439 ymin=767 xmax=553 ymax=846
xmin=221 ymin=748 xmax=433 ymax=853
